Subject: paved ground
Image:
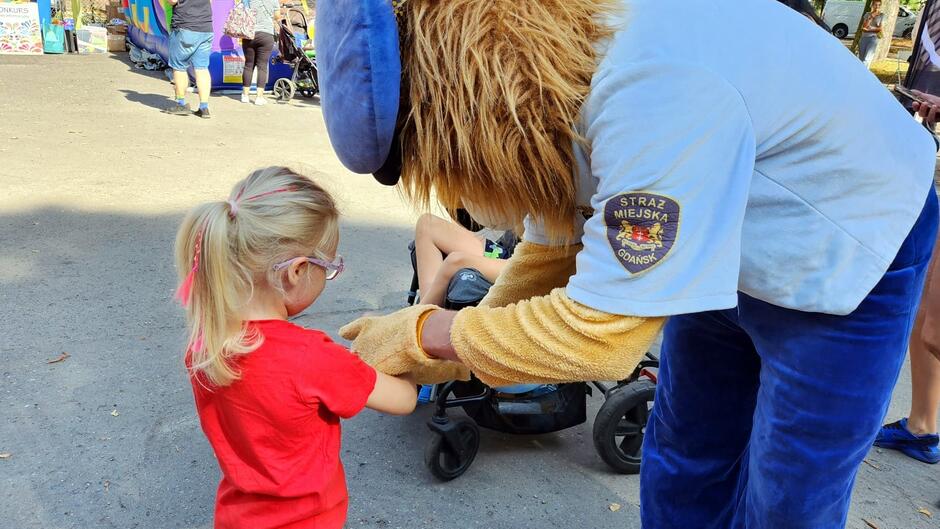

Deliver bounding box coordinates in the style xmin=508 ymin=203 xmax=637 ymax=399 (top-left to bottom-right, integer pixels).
xmin=1 ymin=54 xmax=938 ymax=529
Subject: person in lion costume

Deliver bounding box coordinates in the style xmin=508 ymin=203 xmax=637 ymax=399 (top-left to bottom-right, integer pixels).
xmin=314 ymin=0 xmax=938 ymax=527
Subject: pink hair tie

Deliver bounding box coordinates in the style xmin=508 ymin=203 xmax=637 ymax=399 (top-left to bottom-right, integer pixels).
xmin=226 ymin=185 xmax=295 ymax=219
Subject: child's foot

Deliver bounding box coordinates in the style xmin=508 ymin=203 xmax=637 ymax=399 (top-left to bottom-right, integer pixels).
xmin=163 ymin=103 xmax=190 ymax=116
xmin=874 ymin=418 xmax=940 ymax=464
xmin=255 ymin=96 xmax=267 ymax=106
xmin=241 ymin=93 xmax=250 ymax=104
xmin=194 ymin=107 xmax=211 ymax=119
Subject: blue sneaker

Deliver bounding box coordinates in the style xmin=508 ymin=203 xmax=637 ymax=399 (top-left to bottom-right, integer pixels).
xmin=874 ymin=418 xmax=940 ymax=464
xmin=417 ymin=384 xmax=435 ymax=404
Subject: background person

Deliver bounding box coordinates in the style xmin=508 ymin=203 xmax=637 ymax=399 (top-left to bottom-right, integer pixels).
xmin=859 ymin=0 xmax=884 ymax=66
xmin=874 ymin=90 xmax=940 ymax=464
xmin=241 ymin=0 xmax=281 ymax=105
xmin=164 ymin=0 xmax=214 ymax=118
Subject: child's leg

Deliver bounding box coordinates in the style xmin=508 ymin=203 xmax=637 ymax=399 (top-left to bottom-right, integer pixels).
xmin=414 ymin=213 xmax=485 ymax=295
xmin=419 ymin=252 xmax=507 ymax=306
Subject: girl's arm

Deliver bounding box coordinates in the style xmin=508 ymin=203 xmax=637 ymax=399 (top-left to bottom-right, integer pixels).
xmin=365 ymin=372 xmax=417 ymax=415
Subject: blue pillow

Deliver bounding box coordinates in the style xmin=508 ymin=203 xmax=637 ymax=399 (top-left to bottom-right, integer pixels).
xmin=315 ymin=0 xmax=401 ymax=176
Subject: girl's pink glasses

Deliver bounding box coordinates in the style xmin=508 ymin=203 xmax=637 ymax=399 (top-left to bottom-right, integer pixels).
xmin=273 ymin=255 xmax=345 ymax=280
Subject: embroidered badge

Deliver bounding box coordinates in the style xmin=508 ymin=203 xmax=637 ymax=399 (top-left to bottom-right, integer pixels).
xmin=605 ymin=192 xmax=680 ymax=274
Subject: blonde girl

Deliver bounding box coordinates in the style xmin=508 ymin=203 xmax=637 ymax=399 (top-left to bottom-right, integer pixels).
xmin=175 ymin=166 xmax=416 ymax=529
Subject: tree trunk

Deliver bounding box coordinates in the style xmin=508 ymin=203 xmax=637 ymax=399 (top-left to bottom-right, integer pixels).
xmin=814 ymin=0 xmax=827 ymax=14
xmin=874 ymin=0 xmax=901 ymax=62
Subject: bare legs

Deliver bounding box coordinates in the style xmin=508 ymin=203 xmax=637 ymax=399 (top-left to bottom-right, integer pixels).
xmin=907 ymin=247 xmax=940 ymax=436
xmin=172 ymin=69 xmax=210 ymax=106
xmin=414 ymin=213 xmax=507 ymax=306
xmin=194 ymin=69 xmax=211 ymax=105
xmin=172 ymin=69 xmax=188 ymax=100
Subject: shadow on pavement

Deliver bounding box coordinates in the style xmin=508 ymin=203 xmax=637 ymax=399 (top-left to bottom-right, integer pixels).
xmin=120 ymin=89 xmax=173 ymax=111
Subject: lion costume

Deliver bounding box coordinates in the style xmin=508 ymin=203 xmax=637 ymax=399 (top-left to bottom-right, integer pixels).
xmin=315 ymin=0 xmax=939 ymax=527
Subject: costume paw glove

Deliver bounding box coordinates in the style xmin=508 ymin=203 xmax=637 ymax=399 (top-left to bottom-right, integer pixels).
xmin=339 ymin=304 xmax=471 ymax=384
xmin=452 ymin=288 xmax=665 ymax=387
xmin=480 ymin=241 xmax=582 ymax=308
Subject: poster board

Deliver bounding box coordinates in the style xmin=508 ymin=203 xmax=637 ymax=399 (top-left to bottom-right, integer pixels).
xmin=0 ymin=2 xmax=43 ymax=55
xmin=222 ymin=51 xmax=245 ymax=84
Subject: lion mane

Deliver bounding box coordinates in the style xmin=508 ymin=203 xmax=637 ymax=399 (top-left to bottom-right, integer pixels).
xmin=397 ymin=0 xmax=618 ymax=240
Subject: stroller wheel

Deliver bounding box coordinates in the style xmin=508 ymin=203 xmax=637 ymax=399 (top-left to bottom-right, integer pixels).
xmin=425 ymin=417 xmax=480 ymax=481
xmin=592 ymin=379 xmax=656 ymax=474
xmin=273 ymin=78 xmax=295 ymax=102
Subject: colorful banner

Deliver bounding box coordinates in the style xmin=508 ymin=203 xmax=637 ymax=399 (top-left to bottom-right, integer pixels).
xmin=0 ymin=2 xmax=43 ymax=55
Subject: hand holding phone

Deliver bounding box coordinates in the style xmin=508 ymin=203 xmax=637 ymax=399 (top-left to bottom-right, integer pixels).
xmin=896 ymin=86 xmax=940 ymax=126
xmin=895 ymin=86 xmax=928 ymax=105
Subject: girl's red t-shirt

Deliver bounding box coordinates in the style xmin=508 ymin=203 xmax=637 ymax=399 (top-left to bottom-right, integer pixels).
xmin=188 ymin=320 xmax=377 ymax=529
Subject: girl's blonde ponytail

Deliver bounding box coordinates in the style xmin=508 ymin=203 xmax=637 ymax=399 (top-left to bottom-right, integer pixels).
xmin=175 ymin=167 xmax=339 ymax=387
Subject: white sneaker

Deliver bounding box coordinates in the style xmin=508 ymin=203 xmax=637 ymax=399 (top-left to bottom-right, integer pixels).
xmin=254 ymin=96 xmax=267 ymax=106
xmin=240 ymin=93 xmax=250 ymax=104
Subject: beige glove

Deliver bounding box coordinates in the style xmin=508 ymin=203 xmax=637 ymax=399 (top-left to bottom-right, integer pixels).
xmin=452 ymin=288 xmax=665 ymax=387
xmin=479 ymin=241 xmax=581 ymax=308
xmin=339 ymin=304 xmax=471 ymax=384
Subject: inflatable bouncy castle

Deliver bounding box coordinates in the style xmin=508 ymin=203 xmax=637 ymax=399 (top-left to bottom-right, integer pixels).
xmin=124 ymin=0 xmax=292 ymax=90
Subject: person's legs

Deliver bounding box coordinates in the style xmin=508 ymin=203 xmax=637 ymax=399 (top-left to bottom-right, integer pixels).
xmin=172 ymin=70 xmax=189 ymax=101
xmin=254 ymin=32 xmax=275 ymax=102
xmin=419 ymin=251 xmax=508 ymax=306
xmin=909 ymin=306 xmax=940 ymax=437
xmin=909 ymin=232 xmax=940 ymax=436
xmin=640 ymin=309 xmax=762 ymax=529
xmin=734 ymin=191 xmax=938 ymax=528
xmin=242 ymin=37 xmax=257 ymax=100
xmin=875 ymin=229 xmax=940 ymax=463
xmin=194 ymin=69 xmax=211 ymax=105
xmin=414 ymin=213 xmax=485 ymax=294
xmin=165 ymin=30 xmax=194 ymax=114
xmin=189 ymin=31 xmax=214 ymax=114
xmin=860 ymin=35 xmax=879 ymax=66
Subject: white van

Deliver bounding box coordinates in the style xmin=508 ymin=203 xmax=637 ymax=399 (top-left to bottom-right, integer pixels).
xmin=823 ymin=0 xmax=918 ymax=39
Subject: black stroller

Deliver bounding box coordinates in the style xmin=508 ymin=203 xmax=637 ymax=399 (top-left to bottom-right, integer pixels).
xmin=272 ymin=4 xmax=319 ymax=101
xmin=408 ymin=212 xmax=660 ymax=481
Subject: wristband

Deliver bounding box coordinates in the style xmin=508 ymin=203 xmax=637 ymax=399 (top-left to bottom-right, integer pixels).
xmin=415 ymin=308 xmax=438 ymax=358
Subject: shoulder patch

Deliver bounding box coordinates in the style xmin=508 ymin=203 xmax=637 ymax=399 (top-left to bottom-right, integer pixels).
xmin=604 ymin=192 xmax=680 ymax=274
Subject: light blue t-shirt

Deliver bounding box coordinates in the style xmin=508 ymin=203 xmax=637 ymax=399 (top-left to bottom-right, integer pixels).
xmin=525 ymin=0 xmax=936 ymax=317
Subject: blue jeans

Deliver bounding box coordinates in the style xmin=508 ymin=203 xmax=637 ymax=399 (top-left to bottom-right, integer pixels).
xmin=168 ymin=29 xmax=213 ymax=71
xmin=640 ymin=189 xmax=938 ymax=529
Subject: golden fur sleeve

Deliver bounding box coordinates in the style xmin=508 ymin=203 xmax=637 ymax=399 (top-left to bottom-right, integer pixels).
xmin=451 ymin=288 xmax=665 ymax=387
xmin=478 ymin=241 xmax=581 ymax=308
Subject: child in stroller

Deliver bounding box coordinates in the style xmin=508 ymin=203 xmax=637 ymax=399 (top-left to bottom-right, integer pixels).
xmin=407 ymin=210 xmax=660 ymax=481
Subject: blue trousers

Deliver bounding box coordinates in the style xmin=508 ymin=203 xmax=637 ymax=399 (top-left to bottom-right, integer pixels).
xmin=640 ymin=191 xmax=938 ymax=529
